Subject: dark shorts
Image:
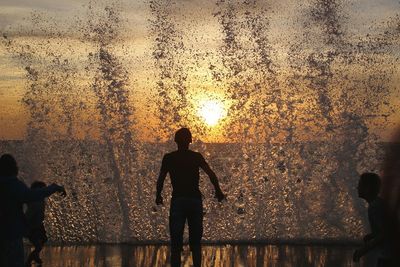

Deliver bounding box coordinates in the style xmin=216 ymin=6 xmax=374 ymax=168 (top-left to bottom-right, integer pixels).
xmin=169 ymin=197 xmax=203 ymax=251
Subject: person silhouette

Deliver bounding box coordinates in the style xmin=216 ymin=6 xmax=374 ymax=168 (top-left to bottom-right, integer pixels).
xmin=381 ymin=128 xmax=400 ymax=267
xmin=155 ymin=128 xmax=225 ymax=267
xmin=0 ymin=154 xmax=66 ymax=267
xmin=25 ymin=181 xmax=53 ymax=266
xmin=353 ymin=172 xmax=392 ymax=266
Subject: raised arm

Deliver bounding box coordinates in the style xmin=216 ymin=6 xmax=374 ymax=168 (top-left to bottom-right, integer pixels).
xmin=200 ymin=161 xmax=225 ymax=202
xmin=156 ymin=155 xmax=168 ymax=205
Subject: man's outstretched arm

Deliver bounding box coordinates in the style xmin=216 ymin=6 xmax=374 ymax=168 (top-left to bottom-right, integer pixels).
xmin=200 ymin=162 xmax=225 ymax=202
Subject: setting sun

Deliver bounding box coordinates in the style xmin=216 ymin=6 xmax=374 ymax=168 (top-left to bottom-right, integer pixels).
xmin=198 ymin=99 xmax=226 ymax=126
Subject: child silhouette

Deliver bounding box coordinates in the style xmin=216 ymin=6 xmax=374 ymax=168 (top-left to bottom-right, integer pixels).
xmin=25 ymin=181 xmax=65 ymax=266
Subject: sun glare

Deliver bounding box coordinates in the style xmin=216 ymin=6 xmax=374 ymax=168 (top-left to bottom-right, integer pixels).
xmin=198 ymin=99 xmax=226 ymax=126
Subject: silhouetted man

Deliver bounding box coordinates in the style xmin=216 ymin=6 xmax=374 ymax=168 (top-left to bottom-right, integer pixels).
xmin=156 ymin=128 xmax=225 ymax=267
xmin=353 ymin=173 xmax=392 ymax=266
xmin=0 ymin=154 xmax=66 ymax=267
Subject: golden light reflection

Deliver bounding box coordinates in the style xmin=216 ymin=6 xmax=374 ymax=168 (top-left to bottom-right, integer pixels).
xmin=197 ymin=98 xmax=227 ymax=127
xmin=37 ymin=245 xmax=355 ymax=266
xmin=185 ymin=92 xmax=232 ymax=143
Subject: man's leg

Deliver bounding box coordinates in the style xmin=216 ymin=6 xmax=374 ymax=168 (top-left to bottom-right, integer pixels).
xmin=187 ymin=199 xmax=203 ymax=267
xmin=169 ymin=198 xmax=186 ymax=267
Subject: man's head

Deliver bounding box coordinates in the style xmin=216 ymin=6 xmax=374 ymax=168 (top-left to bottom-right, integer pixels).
xmin=174 ymin=128 xmax=192 ymax=147
xmin=0 ymin=154 xmax=18 ymax=177
xmin=358 ymin=172 xmax=381 ymax=201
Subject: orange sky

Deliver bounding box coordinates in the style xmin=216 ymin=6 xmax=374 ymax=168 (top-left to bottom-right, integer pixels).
xmin=1 ymin=0 xmax=399 ymax=142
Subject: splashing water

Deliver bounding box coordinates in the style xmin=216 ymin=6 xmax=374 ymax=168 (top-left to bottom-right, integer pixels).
xmin=0 ymin=0 xmax=399 ymax=243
